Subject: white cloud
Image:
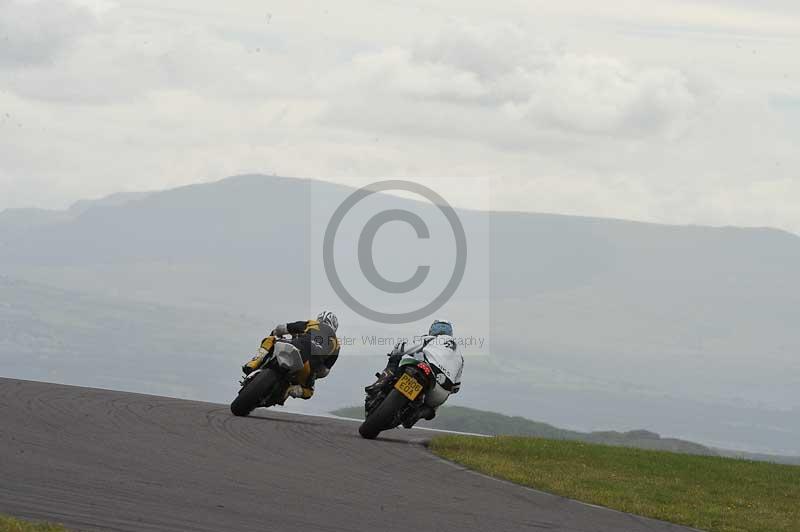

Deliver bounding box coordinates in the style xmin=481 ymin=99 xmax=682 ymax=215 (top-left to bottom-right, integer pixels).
xmin=0 ymin=0 xmax=798 ymax=235
xmin=325 ymin=22 xmax=701 ymax=139
xmin=343 ymin=47 xmax=486 ymax=101
xmin=2 ymin=4 xmax=316 ymax=104
xmin=504 ymin=55 xmax=698 ymax=136
xmin=0 ymin=0 xmax=96 ymax=68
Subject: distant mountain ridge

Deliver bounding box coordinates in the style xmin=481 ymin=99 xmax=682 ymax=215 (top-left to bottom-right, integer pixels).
xmin=68 ymin=191 xmax=154 ymax=214
xmin=0 ymin=191 xmax=153 ymax=233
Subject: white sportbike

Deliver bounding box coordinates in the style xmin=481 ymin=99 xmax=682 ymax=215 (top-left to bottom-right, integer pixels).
xmin=359 ymin=335 xmax=464 ymax=439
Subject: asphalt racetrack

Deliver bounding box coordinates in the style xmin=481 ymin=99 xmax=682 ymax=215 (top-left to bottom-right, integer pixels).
xmin=0 ymin=378 xmax=698 ymax=532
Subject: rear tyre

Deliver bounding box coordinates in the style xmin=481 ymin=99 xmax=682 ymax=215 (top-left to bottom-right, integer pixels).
xmin=231 ymin=369 xmax=280 ymax=417
xmin=359 ymin=389 xmax=410 ymax=439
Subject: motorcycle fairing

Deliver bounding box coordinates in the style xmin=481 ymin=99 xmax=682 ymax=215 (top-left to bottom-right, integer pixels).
xmin=421 ymin=336 xmax=463 ymax=385
xmin=274 ymin=341 xmax=304 ymax=372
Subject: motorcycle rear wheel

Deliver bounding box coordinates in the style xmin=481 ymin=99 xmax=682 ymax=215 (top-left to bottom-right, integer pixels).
xmin=231 ymin=369 xmax=280 ymax=417
xmin=359 ymin=389 xmax=410 ymax=439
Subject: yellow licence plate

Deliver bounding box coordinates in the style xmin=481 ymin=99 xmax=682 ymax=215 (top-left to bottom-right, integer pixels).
xmin=395 ymin=373 xmax=423 ymax=400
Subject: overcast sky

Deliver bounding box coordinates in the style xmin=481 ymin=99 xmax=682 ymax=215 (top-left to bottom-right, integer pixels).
xmin=1 ymin=0 xmax=799 ymax=232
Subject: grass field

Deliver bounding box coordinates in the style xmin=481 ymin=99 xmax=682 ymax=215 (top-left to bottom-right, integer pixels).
xmin=430 ymin=436 xmax=800 ymax=532
xmin=0 ymin=515 xmax=67 ymax=532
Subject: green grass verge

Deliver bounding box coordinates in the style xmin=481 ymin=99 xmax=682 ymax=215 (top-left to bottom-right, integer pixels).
xmin=0 ymin=515 xmax=68 ymax=532
xmin=430 ymin=436 xmax=800 ymax=532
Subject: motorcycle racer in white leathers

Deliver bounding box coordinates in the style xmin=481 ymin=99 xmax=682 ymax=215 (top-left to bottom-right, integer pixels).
xmin=365 ymin=319 xmax=464 ymax=428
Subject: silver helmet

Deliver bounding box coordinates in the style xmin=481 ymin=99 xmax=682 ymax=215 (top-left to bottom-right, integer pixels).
xmin=317 ymin=311 xmax=339 ymax=333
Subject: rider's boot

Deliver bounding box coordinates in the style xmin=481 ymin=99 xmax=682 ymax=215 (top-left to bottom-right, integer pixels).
xmin=402 ymin=405 xmax=436 ymax=429
xmin=283 ymin=385 xmax=314 ymax=403
xmin=364 ymin=369 xmax=394 ymax=394
xmin=242 ymin=338 xmax=276 ymax=375
xmin=242 ymin=349 xmax=267 ymax=376
xmin=365 ymin=354 xmax=403 ymax=394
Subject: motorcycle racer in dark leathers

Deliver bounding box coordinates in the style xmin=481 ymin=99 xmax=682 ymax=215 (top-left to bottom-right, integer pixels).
xmin=242 ymin=311 xmax=340 ymax=402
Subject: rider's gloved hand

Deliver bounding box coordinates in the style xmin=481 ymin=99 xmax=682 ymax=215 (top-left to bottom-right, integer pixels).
xmin=391 ymin=341 xmax=407 ymax=357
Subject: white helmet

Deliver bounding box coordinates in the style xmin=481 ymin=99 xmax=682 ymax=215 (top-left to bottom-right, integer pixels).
xmin=317 ymin=311 xmax=339 ymax=333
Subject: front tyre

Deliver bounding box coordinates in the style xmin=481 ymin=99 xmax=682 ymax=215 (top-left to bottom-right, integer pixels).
xmin=359 ymin=389 xmax=410 ymax=440
xmin=231 ymin=369 xmax=280 ymax=417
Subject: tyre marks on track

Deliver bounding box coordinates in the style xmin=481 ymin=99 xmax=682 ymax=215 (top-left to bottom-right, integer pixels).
xmin=1 ymin=378 xmax=698 ymax=532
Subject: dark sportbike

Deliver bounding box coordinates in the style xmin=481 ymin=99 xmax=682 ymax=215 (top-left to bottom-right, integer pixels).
xmin=359 ymin=339 xmax=463 ymax=439
xmin=230 ymin=341 xmax=309 ymax=417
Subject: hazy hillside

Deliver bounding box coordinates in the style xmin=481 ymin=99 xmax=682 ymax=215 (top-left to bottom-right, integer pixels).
xmin=333 ymin=405 xmax=714 ymax=456
xmin=1 ymin=174 xmax=799 ymax=455
xmin=334 ymin=405 xmax=800 ymax=465
xmin=0 ymin=274 xmax=383 ymax=408
xmin=0 ymin=275 xmax=257 ymax=400
xmin=0 ymin=192 xmax=152 ymax=233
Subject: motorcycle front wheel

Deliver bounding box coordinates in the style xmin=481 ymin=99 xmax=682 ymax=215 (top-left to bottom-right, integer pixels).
xmin=230 ymin=369 xmax=280 ymax=417
xmin=358 ymin=389 xmax=410 ymax=440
